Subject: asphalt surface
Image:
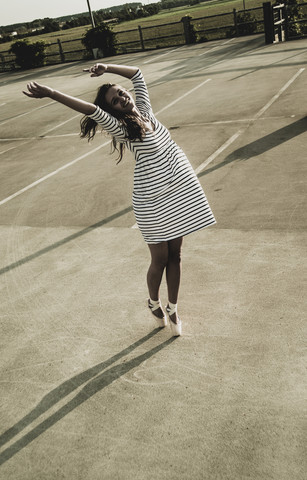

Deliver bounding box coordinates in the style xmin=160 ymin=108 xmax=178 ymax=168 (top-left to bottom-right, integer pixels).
xmin=0 ymin=35 xmax=306 ymax=479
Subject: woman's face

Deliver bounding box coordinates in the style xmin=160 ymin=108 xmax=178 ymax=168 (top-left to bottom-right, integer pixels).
xmin=105 ymin=85 xmax=136 ymax=114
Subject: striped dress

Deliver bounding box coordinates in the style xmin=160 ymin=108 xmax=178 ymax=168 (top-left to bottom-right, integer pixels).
xmin=89 ymin=69 xmax=216 ymax=244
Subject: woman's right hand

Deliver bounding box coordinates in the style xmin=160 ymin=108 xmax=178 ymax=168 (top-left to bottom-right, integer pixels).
xmin=23 ymin=81 xmax=53 ymax=99
xmin=83 ymin=63 xmax=108 ymax=77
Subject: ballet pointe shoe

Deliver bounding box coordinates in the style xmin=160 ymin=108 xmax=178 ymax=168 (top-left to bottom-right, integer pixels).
xmin=148 ymin=299 xmax=167 ymax=328
xmin=166 ymin=303 xmax=182 ymax=337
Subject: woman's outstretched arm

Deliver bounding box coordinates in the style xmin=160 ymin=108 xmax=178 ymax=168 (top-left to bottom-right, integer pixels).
xmin=83 ymin=63 xmax=138 ymax=79
xmin=23 ymin=82 xmax=96 ymax=115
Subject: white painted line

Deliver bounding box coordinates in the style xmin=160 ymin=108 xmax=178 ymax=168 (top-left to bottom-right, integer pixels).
xmin=0 ymin=141 xmax=110 ymax=207
xmin=0 ymin=133 xmax=79 ymax=141
xmin=155 ymin=78 xmax=211 ymax=116
xmin=198 ymin=38 xmax=235 ymax=56
xmin=0 ymin=140 xmax=32 ymax=156
xmin=43 ymin=133 xmax=79 ymax=138
xmin=194 ymin=67 xmax=305 ymax=175
xmin=180 ymin=57 xmax=227 ymax=77
xmin=0 ymin=137 xmax=35 ymax=141
xmin=254 ymin=67 xmax=305 ymax=120
xmin=40 ymin=113 xmax=81 ymax=136
xmin=194 ymin=129 xmax=244 ymax=175
xmin=0 ymin=101 xmax=54 ymax=126
xmin=143 ymin=48 xmax=180 ymax=64
xmin=183 ymin=119 xmax=255 ymax=125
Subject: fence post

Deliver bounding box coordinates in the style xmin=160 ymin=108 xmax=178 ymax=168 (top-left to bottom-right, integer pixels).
xmin=284 ymin=4 xmax=289 ymax=41
xmin=277 ymin=7 xmax=283 ymax=42
xmin=263 ymin=2 xmax=274 ymax=44
xmin=181 ymin=16 xmax=192 ymax=44
xmin=233 ymin=8 xmax=238 ymax=36
xmin=138 ymin=25 xmax=145 ymax=51
xmin=57 ymin=39 xmax=65 ymax=62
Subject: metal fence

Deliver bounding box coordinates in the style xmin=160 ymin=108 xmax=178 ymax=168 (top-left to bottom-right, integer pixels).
xmin=1 ymin=2 xmax=306 ymax=71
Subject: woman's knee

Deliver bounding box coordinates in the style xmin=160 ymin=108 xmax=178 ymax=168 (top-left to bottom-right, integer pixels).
xmin=168 ymin=237 xmax=183 ymax=264
xmin=148 ymin=242 xmax=169 ymax=269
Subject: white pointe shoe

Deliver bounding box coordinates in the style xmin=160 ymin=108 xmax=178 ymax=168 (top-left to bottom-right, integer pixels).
xmin=148 ymin=299 xmax=167 ymax=328
xmin=166 ymin=304 xmax=182 ymax=337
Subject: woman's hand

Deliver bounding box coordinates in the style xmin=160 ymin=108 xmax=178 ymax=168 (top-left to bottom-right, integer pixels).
xmin=83 ymin=63 xmax=108 ymax=77
xmin=23 ymin=81 xmax=53 ymax=99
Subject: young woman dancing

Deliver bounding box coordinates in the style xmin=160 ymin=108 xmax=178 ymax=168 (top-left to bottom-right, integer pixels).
xmin=23 ymin=63 xmax=216 ymax=336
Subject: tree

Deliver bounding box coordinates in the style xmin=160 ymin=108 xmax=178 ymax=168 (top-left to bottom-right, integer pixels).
xmin=41 ymin=18 xmax=60 ymax=33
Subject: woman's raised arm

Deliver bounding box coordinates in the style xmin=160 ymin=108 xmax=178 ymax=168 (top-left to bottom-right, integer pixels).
xmin=23 ymin=81 xmax=96 ymax=115
xmin=83 ymin=63 xmax=138 ymax=79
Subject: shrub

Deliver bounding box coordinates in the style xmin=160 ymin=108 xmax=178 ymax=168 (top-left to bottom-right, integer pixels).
xmin=9 ymin=40 xmax=46 ymax=69
xmin=285 ymin=0 xmax=304 ymax=37
xmin=82 ymin=23 xmax=117 ymax=57
xmin=237 ymin=12 xmax=258 ymax=35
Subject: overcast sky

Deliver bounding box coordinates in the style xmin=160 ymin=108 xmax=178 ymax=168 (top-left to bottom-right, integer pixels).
xmin=1 ymin=0 xmax=154 ymax=27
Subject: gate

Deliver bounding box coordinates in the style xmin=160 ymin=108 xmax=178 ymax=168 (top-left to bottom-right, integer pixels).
xmin=263 ymin=1 xmax=307 ymax=44
xmin=263 ymin=2 xmax=286 ymax=43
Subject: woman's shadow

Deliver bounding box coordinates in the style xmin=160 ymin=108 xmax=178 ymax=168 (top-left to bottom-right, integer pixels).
xmin=0 ymin=328 xmax=176 ymax=465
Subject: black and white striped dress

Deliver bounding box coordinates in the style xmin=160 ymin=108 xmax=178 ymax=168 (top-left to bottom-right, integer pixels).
xmin=89 ymin=69 xmax=216 ymax=244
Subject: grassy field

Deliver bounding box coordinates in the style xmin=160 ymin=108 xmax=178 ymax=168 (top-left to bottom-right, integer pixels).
xmin=114 ymin=0 xmax=264 ymax=28
xmin=0 ymin=0 xmax=265 ymax=55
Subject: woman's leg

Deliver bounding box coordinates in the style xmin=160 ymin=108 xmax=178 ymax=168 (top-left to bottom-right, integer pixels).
xmin=147 ymin=242 xmax=168 ymax=318
xmin=166 ymin=237 xmax=183 ymax=304
xmin=166 ymin=237 xmax=183 ymax=324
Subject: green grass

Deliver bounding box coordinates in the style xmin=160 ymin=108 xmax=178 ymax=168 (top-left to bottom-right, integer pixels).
xmin=112 ymin=0 xmax=265 ymax=30
xmin=0 ymin=0 xmax=264 ymax=55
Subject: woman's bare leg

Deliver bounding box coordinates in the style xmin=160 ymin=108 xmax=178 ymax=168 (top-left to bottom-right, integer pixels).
xmin=147 ymin=242 xmax=168 ymax=318
xmin=166 ymin=237 xmax=183 ymax=324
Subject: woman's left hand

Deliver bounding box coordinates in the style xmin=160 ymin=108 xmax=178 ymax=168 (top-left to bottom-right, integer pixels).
xmin=23 ymin=81 xmax=53 ymax=98
xmin=83 ymin=63 xmax=108 ymax=77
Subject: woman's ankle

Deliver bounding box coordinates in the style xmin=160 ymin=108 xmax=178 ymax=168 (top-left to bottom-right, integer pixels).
xmin=167 ymin=301 xmax=177 ymax=314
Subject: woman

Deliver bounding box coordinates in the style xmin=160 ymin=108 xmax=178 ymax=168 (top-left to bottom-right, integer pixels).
xmin=23 ymin=63 xmax=216 ymax=336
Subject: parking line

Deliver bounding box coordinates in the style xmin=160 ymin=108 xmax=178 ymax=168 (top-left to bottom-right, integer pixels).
xmin=0 ymin=101 xmax=54 ymax=127
xmin=155 ymin=78 xmax=211 ymax=115
xmin=143 ymin=48 xmax=181 ymax=64
xmin=0 ymin=140 xmax=32 ymax=156
xmin=40 ymin=113 xmax=81 ymax=136
xmin=198 ymin=38 xmax=235 ymax=56
xmin=194 ymin=67 xmax=305 ymax=175
xmin=0 ymin=141 xmax=110 ymax=207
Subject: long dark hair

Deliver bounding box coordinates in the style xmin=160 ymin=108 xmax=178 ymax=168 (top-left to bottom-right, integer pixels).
xmin=80 ymin=83 xmax=148 ymax=163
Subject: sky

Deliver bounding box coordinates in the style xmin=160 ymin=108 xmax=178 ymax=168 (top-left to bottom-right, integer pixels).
xmin=1 ymin=0 xmax=153 ymax=27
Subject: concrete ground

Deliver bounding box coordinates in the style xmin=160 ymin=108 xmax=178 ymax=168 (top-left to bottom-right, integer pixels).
xmin=0 ymin=35 xmax=306 ymax=479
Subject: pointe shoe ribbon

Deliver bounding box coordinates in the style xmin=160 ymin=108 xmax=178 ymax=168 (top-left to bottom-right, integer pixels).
xmin=148 ymin=299 xmax=167 ymax=328
xmin=166 ymin=303 xmax=182 ymax=337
